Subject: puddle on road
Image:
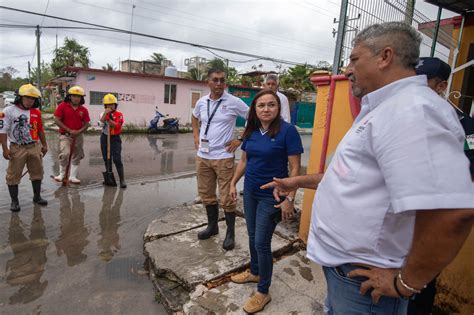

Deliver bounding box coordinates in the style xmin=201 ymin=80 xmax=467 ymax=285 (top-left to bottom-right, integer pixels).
xmin=0 ymin=131 xmax=312 ymax=313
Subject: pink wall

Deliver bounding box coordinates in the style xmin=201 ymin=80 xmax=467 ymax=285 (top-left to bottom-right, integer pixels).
xmin=73 ymin=70 xmax=208 ymax=127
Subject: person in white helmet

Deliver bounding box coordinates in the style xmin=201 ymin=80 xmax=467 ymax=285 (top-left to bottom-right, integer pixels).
xmin=53 ymin=86 xmax=90 ymax=184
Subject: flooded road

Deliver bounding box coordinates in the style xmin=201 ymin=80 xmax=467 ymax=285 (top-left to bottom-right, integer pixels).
xmin=0 ymin=131 xmax=312 ymax=314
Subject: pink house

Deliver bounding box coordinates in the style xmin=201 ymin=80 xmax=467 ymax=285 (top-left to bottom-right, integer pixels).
xmin=66 ymin=67 xmax=208 ymax=127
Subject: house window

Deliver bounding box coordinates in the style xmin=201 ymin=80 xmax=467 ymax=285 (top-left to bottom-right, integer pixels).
xmin=164 ymin=84 xmax=177 ymax=104
xmin=90 ymin=91 xmax=118 ymax=105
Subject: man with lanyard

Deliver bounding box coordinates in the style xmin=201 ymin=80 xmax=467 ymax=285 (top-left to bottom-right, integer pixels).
xmin=262 ymin=22 xmax=474 ymax=314
xmin=264 ymin=74 xmax=291 ymax=123
xmin=53 ymin=86 xmax=90 ymax=184
xmin=0 ymin=84 xmax=48 ymax=211
xmin=192 ymin=68 xmax=249 ymax=250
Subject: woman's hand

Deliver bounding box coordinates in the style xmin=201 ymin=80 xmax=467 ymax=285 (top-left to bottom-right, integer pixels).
xmin=230 ymin=184 xmax=238 ymax=202
xmin=275 ymin=198 xmax=295 ymax=221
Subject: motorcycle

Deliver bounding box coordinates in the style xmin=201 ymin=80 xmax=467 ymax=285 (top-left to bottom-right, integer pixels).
xmin=148 ymin=107 xmax=179 ymax=134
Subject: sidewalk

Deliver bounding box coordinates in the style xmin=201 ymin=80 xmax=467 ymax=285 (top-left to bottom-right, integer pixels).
xmin=143 ymin=191 xmax=326 ymax=314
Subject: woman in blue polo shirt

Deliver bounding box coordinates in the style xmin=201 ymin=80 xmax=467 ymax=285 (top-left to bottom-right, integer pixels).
xmin=229 ymin=89 xmax=303 ymax=313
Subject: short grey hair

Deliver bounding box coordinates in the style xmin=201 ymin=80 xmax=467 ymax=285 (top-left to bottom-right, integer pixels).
xmin=264 ymin=74 xmax=279 ymax=85
xmin=352 ymin=22 xmax=422 ymax=69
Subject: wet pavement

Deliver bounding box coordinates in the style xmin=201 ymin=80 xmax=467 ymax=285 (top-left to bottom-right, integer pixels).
xmin=0 ymin=131 xmax=312 ymax=314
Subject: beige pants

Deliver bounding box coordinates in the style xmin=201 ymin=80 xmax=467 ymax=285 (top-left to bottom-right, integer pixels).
xmin=6 ymin=142 xmax=43 ymax=185
xmin=196 ymin=156 xmax=236 ymax=212
xmin=59 ymin=134 xmax=85 ymax=167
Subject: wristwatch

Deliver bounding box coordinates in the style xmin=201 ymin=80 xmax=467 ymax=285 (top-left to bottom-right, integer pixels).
xmin=237 ymin=135 xmax=243 ymax=142
xmin=285 ymin=196 xmax=294 ymax=202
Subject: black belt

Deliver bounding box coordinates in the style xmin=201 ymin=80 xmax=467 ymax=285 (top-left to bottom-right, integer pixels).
xmin=12 ymin=142 xmax=35 ymax=146
xmin=60 ymin=132 xmax=71 ymax=136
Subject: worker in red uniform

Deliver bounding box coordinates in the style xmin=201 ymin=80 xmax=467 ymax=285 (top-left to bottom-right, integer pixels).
xmin=53 ymin=86 xmax=90 ymax=184
xmin=99 ymin=94 xmax=126 ymax=188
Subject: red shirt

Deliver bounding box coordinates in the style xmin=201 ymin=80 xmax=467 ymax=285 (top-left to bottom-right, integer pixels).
xmin=29 ymin=108 xmax=44 ymax=141
xmin=54 ymin=101 xmax=90 ymax=133
xmin=104 ymin=110 xmax=124 ymax=135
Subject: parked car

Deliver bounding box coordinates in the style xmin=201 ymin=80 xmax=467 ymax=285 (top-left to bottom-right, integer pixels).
xmin=2 ymin=91 xmax=15 ymax=107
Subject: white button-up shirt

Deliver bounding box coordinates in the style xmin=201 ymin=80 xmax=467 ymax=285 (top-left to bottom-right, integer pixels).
xmin=193 ymin=91 xmax=248 ymax=160
xmin=307 ymin=75 xmax=474 ymax=269
xmin=277 ymin=91 xmax=291 ymax=123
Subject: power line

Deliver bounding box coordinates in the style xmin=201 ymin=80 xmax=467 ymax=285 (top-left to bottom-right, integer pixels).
xmin=0 ymin=5 xmax=313 ymax=66
xmin=119 ymin=0 xmax=332 ymax=52
xmin=72 ymin=0 xmax=330 ymax=57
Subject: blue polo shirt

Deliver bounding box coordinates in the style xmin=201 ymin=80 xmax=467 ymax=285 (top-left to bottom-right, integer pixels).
xmin=242 ymin=121 xmax=304 ymax=197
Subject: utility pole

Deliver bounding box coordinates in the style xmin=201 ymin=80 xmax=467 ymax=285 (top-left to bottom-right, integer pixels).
xmin=430 ymin=6 xmax=442 ymax=57
xmin=404 ymin=0 xmax=416 ymax=25
xmin=128 ymin=4 xmax=136 ymax=61
xmin=332 ymin=0 xmax=348 ymax=75
xmin=28 ymin=61 xmax=31 ymax=82
xmin=35 ymin=25 xmax=41 ymax=89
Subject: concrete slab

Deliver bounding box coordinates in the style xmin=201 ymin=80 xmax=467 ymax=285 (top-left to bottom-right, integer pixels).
xmin=144 ymin=217 xmax=292 ymax=290
xmin=143 ymin=202 xmax=245 ymax=243
xmin=183 ymin=251 xmax=327 ymax=314
xmin=144 ymin=204 xmax=210 ymax=242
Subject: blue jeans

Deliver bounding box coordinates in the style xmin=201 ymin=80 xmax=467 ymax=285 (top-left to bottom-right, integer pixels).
xmin=243 ymin=189 xmax=279 ymax=294
xmin=323 ymin=264 xmax=408 ymax=315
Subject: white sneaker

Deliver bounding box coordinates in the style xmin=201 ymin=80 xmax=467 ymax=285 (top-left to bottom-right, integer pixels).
xmin=53 ymin=165 xmax=65 ymax=182
xmin=69 ymin=165 xmax=81 ymax=184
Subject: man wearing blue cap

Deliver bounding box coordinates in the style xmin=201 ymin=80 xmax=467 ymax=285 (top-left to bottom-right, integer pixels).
xmin=416 ymin=57 xmax=474 ymax=180
xmin=413 ymin=56 xmax=474 ymax=315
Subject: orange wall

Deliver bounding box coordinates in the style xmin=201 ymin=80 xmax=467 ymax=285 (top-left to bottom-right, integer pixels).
xmin=299 ymin=79 xmax=354 ymax=242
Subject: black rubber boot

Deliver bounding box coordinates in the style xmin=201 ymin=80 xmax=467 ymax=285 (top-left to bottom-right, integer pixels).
xmin=223 ymin=211 xmax=236 ymax=250
xmin=197 ymin=204 xmax=219 ymax=240
xmin=8 ymin=185 xmax=20 ymax=212
xmin=116 ymin=164 xmax=127 ymax=189
xmin=32 ymin=180 xmax=48 ymax=205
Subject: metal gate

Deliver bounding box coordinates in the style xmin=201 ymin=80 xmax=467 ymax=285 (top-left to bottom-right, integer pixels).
xmin=333 ymin=0 xmax=457 ymax=74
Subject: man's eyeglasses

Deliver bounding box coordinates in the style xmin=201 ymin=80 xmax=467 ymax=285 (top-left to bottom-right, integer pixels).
xmin=210 ymin=78 xmax=226 ymax=84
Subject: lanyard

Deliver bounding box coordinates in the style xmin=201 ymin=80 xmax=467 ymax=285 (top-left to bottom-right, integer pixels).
xmin=204 ymin=98 xmax=223 ymax=137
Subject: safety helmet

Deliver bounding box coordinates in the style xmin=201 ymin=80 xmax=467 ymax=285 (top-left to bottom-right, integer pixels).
xmin=68 ymin=86 xmax=85 ymax=96
xmin=65 ymin=85 xmax=85 ymax=105
xmin=14 ymin=84 xmax=42 ymax=108
xmin=18 ymin=84 xmax=42 ymax=98
xmin=103 ymin=93 xmax=118 ymax=105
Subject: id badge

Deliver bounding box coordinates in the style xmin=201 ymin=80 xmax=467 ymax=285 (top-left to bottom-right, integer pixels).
xmin=200 ymin=139 xmax=210 ymax=153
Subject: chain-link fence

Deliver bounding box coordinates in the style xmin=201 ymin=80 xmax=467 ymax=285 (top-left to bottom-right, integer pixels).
xmin=335 ymin=0 xmax=456 ymax=70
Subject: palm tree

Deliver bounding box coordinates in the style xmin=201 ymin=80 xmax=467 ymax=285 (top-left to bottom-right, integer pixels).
xmin=102 ymin=63 xmax=115 ymax=71
xmin=150 ymin=52 xmax=166 ymax=65
xmin=51 ymin=37 xmax=91 ymax=76
xmin=206 ymin=58 xmax=226 ymax=71
xmin=186 ymin=68 xmax=205 ymax=81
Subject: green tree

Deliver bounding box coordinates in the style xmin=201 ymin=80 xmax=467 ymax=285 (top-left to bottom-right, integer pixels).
xmin=279 ymin=64 xmax=316 ymax=95
xmin=30 ymin=62 xmax=55 ymax=86
xmin=102 ymin=63 xmax=116 ymax=71
xmin=51 ymin=37 xmax=91 ymax=76
xmin=149 ymin=52 xmax=172 ymax=66
xmin=226 ymin=66 xmax=241 ymax=85
xmin=0 ymin=67 xmax=27 ymax=92
xmin=186 ymin=68 xmax=205 ymax=81
xmin=206 ymin=58 xmax=226 ymax=71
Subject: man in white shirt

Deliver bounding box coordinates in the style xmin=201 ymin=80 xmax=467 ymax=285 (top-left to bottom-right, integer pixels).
xmin=264 ymin=74 xmax=291 ymax=123
xmin=192 ymin=68 xmax=249 ymax=251
xmin=262 ymin=22 xmax=474 ymax=314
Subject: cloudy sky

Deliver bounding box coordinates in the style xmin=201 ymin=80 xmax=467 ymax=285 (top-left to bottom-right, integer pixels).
xmin=0 ymin=0 xmax=457 ymax=77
